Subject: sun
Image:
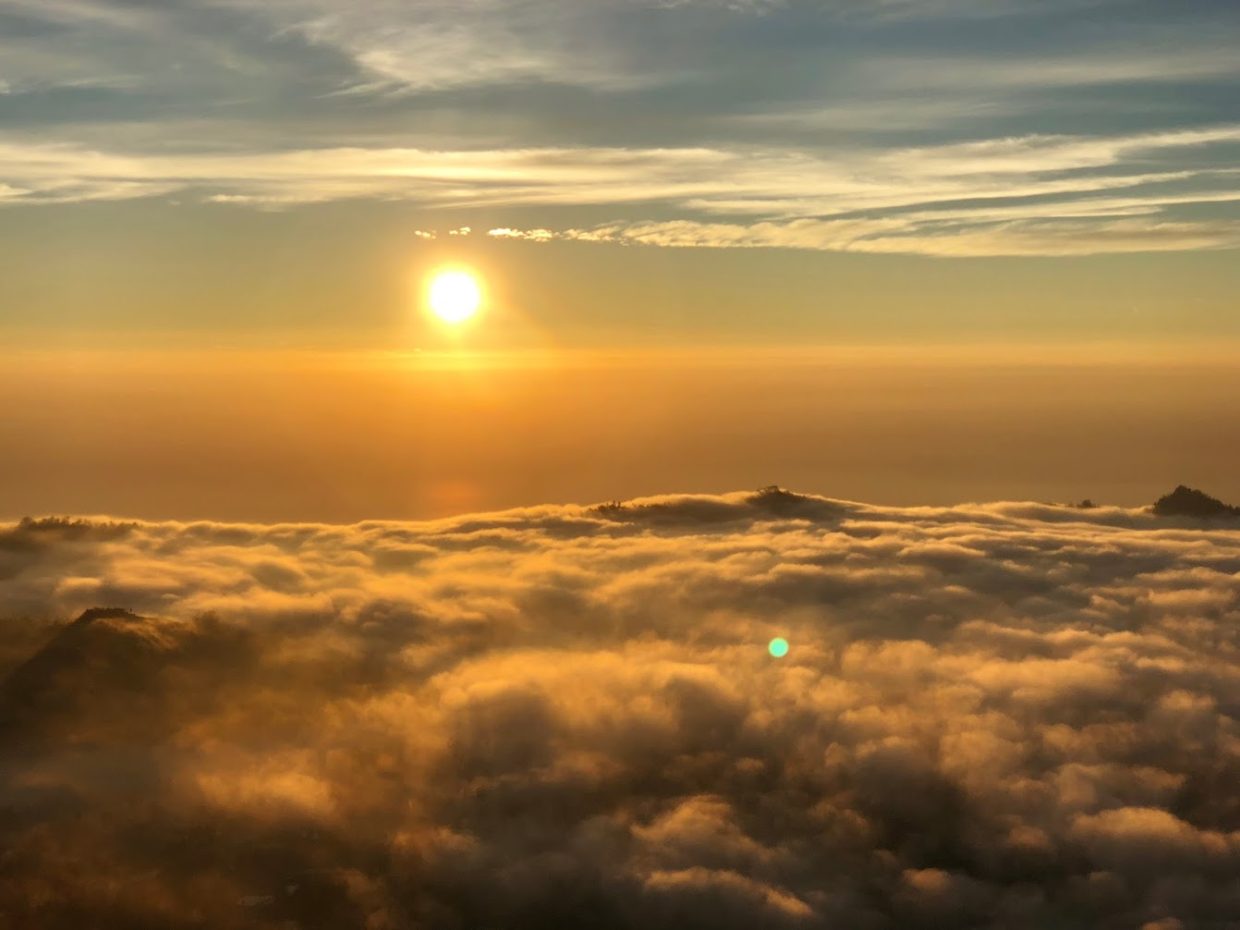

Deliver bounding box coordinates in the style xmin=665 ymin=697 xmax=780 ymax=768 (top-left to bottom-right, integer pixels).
xmin=427 ymin=269 xmax=482 ymax=325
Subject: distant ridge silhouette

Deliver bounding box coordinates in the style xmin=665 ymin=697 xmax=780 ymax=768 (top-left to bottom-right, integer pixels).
xmin=0 ymin=608 xmax=156 ymax=747
xmin=1152 ymin=485 xmax=1240 ymax=518
xmin=69 ymin=606 xmax=143 ymax=627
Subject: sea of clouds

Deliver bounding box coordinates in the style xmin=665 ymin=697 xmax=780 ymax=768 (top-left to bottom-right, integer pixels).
xmin=1 ymin=488 xmax=1238 ymax=929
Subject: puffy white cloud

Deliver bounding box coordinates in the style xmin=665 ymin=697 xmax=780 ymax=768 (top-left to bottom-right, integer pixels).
xmin=490 ymin=214 xmax=1240 ymax=257
xmin=1 ymin=489 xmax=1238 ymax=926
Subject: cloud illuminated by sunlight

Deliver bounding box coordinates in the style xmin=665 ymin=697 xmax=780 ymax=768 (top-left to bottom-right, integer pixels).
xmin=2 ymin=490 xmax=1239 ymax=926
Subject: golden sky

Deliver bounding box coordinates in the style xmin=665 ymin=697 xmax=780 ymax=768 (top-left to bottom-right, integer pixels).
xmin=3 ymin=346 xmax=1237 ymax=521
xmin=1 ymin=0 xmax=1238 ymax=516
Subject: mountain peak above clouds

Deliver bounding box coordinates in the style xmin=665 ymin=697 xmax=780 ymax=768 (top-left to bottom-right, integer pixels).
xmin=1152 ymin=485 xmax=1240 ymax=518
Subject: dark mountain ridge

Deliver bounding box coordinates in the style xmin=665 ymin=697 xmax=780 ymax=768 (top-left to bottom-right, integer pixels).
xmin=1152 ymin=485 xmax=1240 ymax=518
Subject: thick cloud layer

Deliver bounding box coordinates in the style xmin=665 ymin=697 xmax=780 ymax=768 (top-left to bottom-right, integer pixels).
xmin=1 ymin=489 xmax=1238 ymax=928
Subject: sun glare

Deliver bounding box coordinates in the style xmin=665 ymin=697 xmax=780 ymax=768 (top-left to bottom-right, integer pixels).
xmin=427 ymin=269 xmax=482 ymax=325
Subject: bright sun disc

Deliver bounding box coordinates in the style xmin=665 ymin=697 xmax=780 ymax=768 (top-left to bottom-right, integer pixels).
xmin=428 ymin=270 xmax=482 ymax=324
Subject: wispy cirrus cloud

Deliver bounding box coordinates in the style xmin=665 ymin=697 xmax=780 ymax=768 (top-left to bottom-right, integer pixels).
xmin=0 ymin=0 xmax=1237 ymax=256
xmin=490 ymin=215 xmax=1240 ymax=257
xmin=5 ymin=125 xmax=1236 ymax=254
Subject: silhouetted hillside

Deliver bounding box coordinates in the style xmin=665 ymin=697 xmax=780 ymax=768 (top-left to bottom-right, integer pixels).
xmin=1152 ymin=485 xmax=1240 ymax=518
xmin=0 ymin=607 xmax=252 ymax=750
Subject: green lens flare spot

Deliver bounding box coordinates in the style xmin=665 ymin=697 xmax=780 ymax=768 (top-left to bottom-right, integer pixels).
xmin=768 ymin=637 xmax=790 ymax=658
